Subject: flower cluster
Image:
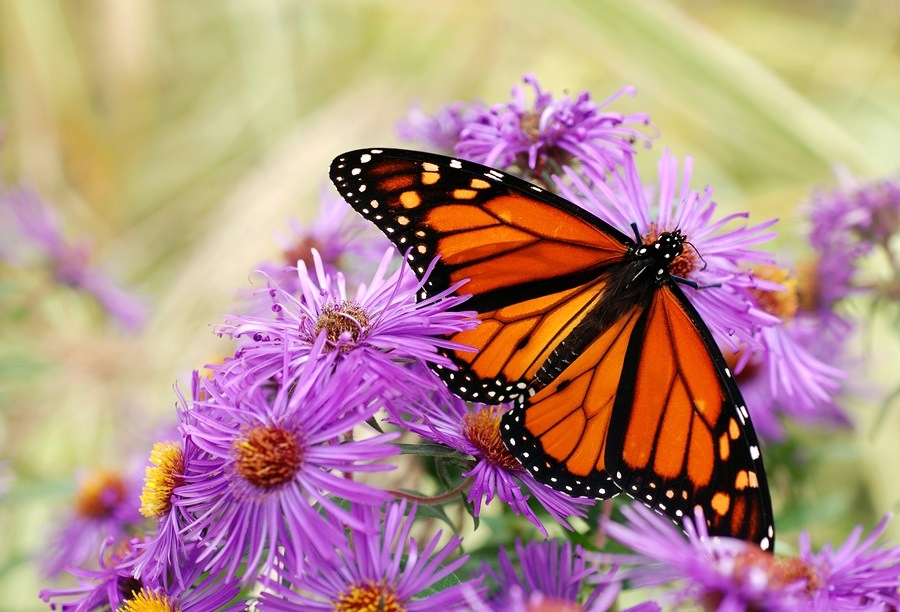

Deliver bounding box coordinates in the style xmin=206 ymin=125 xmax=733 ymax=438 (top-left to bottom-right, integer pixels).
xmin=595 ymin=503 xmax=900 ymax=611
xmin=38 ymin=74 xmax=900 ymax=609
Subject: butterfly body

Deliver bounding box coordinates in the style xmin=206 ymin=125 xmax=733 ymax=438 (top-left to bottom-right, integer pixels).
xmin=330 ymin=148 xmax=775 ymax=550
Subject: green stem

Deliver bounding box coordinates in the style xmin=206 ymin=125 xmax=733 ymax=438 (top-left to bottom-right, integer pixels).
xmin=388 ymin=476 xmax=474 ymax=506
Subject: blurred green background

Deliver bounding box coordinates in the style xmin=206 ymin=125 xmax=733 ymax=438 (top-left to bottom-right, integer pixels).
xmin=2 ymin=1 xmax=900 ymax=608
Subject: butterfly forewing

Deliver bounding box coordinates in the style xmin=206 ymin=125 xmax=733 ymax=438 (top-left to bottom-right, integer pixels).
xmin=330 ymin=149 xmax=630 ymax=312
xmin=330 ymin=148 xmax=630 ymax=401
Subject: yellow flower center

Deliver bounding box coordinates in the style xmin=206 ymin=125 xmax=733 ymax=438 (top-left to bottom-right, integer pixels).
xmin=139 ymin=441 xmax=184 ymax=519
xmin=749 ymin=264 xmax=799 ymax=322
xmin=233 ymin=424 xmax=302 ymax=489
xmin=119 ymin=587 xmax=178 ymax=612
xmin=314 ymin=300 xmax=371 ymax=351
xmin=335 ymin=580 xmax=405 ymax=612
xmin=74 ymin=470 xmax=127 ymax=519
xmin=463 ymin=407 xmax=521 ymax=472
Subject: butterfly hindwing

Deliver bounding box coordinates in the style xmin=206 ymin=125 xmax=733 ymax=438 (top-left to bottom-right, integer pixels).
xmin=501 ymin=301 xmax=647 ymax=498
xmin=606 ymin=284 xmax=775 ymax=549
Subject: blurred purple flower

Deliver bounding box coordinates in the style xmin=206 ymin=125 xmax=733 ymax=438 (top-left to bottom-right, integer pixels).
xmin=0 ymin=187 xmax=147 ymax=329
xmin=397 ymin=100 xmax=486 ymax=153
xmin=403 ymin=395 xmax=593 ymax=536
xmin=808 ymin=167 xmax=900 ymax=258
xmin=258 ymin=500 xmax=481 ymax=611
xmin=42 ymin=467 xmax=144 ymax=579
xmin=802 ymin=167 xmax=900 ymax=338
xmin=455 ymin=74 xmax=652 ymax=179
xmin=559 ymin=150 xmax=779 ymax=352
xmin=597 ymin=503 xmax=810 ymax=611
xmin=177 ymin=341 xmax=399 ymax=581
xmin=253 ymin=187 xmax=389 ymax=296
xmin=729 ymin=265 xmax=851 ymax=440
xmin=799 ymin=514 xmax=900 ymax=610
xmin=40 ymin=537 xmax=246 ymax=611
xmin=483 ymin=538 xmax=657 ymax=612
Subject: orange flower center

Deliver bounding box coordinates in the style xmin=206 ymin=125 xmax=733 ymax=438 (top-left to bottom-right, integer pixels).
xmin=233 ymin=424 xmax=302 ymax=489
xmin=74 ymin=470 xmax=127 ymax=518
xmin=335 ymin=580 xmax=404 ymax=612
xmin=749 ymin=264 xmax=799 ymax=322
xmin=314 ymin=300 xmax=371 ymax=351
xmin=463 ymin=407 xmax=521 ymax=472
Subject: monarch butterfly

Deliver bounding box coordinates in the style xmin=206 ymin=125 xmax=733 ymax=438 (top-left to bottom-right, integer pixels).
xmin=330 ymin=147 xmax=775 ymax=550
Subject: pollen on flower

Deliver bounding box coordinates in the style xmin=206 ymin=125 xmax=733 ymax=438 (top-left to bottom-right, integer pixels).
xmin=749 ymin=264 xmax=799 ymax=321
xmin=336 ymin=580 xmax=404 ymax=612
xmin=795 ymin=259 xmax=822 ymax=313
xmin=729 ymin=547 xmax=817 ymax=594
xmin=314 ymin=300 xmax=371 ymax=351
xmin=139 ymin=441 xmax=184 ymax=518
xmin=119 ymin=586 xmax=175 ymax=612
xmin=233 ymin=424 xmax=302 ymax=489
xmin=775 ymin=556 xmax=821 ymax=596
xmin=525 ymin=598 xmax=584 ymax=612
xmin=464 ymin=407 xmax=522 ymax=472
xmin=74 ymin=469 xmax=127 ymax=519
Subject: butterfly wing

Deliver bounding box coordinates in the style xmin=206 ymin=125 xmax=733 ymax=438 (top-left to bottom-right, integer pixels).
xmin=330 ymin=148 xmax=631 ymax=401
xmin=501 ymin=301 xmax=646 ymax=498
xmin=606 ymin=283 xmax=775 ymax=549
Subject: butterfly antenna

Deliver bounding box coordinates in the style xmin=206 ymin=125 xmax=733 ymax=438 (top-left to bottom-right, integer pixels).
xmin=685 ymin=240 xmax=708 ymax=271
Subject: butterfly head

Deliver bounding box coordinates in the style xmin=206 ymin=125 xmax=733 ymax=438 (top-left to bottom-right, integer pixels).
xmin=632 ymin=229 xmax=688 ymax=281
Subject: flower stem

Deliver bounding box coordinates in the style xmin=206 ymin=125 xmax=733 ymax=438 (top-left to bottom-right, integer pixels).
xmin=388 ymin=476 xmax=474 ymax=506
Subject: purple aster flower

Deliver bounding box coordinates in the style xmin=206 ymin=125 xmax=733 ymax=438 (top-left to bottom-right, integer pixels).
xmin=176 ymin=340 xmax=399 ymax=582
xmin=0 ymin=187 xmax=147 ymax=330
xmin=559 ymin=150 xmax=779 ymax=352
xmin=397 ymin=100 xmax=486 ymax=153
xmin=803 ymin=167 xmax=900 ymax=337
xmin=40 ymin=537 xmax=246 ymax=611
xmin=726 ymin=264 xmax=851 ymax=440
xmin=808 ymin=166 xmax=900 ymax=258
xmin=42 ymin=467 xmax=145 ymax=578
xmin=219 ymin=248 xmax=476 ymax=418
xmin=455 ymin=74 xmax=652 ymax=180
xmin=403 ymin=393 xmax=593 ymax=536
xmin=258 ymin=500 xmax=482 ymax=610
xmin=482 ymin=538 xmax=658 ymax=612
xmin=253 ymin=187 xmax=390 ymax=296
xmin=799 ymin=514 xmax=900 ymax=609
xmin=596 ymin=503 xmax=811 ymax=611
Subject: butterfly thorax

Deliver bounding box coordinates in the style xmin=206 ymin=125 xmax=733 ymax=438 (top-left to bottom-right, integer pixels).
xmin=534 ymin=230 xmax=687 ymax=389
